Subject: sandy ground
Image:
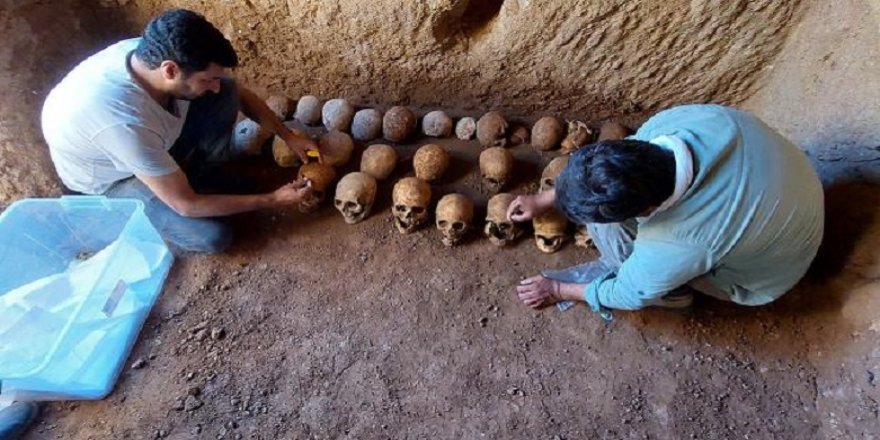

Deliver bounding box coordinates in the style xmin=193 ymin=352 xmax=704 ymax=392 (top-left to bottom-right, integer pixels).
xmin=19 ymin=119 xmax=880 ymax=439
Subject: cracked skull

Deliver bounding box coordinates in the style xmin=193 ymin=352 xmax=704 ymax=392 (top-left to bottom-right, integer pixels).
xmin=391 ymin=177 xmax=431 ymax=234
xmin=540 ymin=156 xmax=569 ymax=192
xmin=413 ymin=144 xmax=449 ymax=182
xmin=334 ymin=172 xmax=378 ymax=224
xmin=533 ymin=209 xmax=569 ymax=253
xmin=297 ymin=162 xmax=337 ymax=213
xmin=484 ymin=193 xmax=522 ymax=247
xmin=479 ymin=147 xmax=514 ymax=194
xmin=477 ymin=111 xmax=509 ymax=147
xmin=436 ymin=193 xmax=474 ymax=247
xmin=560 ymin=120 xmax=593 ymax=155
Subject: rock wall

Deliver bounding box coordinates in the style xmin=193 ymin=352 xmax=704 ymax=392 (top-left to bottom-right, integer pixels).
xmin=0 ymin=0 xmax=804 ymax=202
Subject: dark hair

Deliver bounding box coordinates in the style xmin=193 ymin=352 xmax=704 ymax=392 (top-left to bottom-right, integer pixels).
xmin=555 ymin=140 xmax=676 ymax=224
xmin=135 ymin=9 xmax=238 ymax=73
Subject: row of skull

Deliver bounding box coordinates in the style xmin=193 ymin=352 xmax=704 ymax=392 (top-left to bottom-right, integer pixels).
xmin=294 ymin=150 xmax=591 ymax=252
xmin=246 ymin=94 xmax=627 ymax=154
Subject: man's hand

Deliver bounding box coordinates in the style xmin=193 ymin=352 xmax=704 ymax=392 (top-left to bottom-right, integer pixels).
xmin=507 ymin=195 xmax=540 ymax=222
xmin=516 ymin=275 xmax=562 ymax=309
xmin=272 ymin=178 xmax=313 ymax=205
xmin=283 ymin=131 xmax=320 ymax=164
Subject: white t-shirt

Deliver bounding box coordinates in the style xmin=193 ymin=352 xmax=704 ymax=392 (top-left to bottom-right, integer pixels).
xmin=42 ymin=38 xmax=189 ymax=194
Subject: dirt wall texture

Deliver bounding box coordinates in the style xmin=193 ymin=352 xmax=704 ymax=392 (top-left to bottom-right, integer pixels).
xmin=0 ymin=0 xmax=802 ymax=203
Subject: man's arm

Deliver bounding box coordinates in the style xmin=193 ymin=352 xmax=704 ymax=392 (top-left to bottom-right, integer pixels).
xmin=138 ymin=169 xmax=310 ymax=218
xmin=584 ymin=239 xmax=712 ymax=310
xmin=237 ymin=84 xmax=317 ymax=162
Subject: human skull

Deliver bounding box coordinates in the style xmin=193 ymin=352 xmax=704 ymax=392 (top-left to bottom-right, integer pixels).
xmin=322 ymin=98 xmax=355 ymax=132
xmin=392 ymin=177 xmax=431 ymax=234
xmin=574 ymin=224 xmax=594 ymax=249
xmin=435 ymin=193 xmax=474 ymax=247
xmin=413 ymin=144 xmax=449 ymax=182
xmin=319 ymin=130 xmax=354 ymax=167
xmin=560 ymin=120 xmax=593 ymax=155
xmin=232 ymin=119 xmax=272 ymax=156
xmin=479 ymin=147 xmax=514 ymax=194
xmin=422 ymin=110 xmax=453 ymax=137
xmin=455 ymin=117 xmax=477 ymax=140
xmin=297 ymin=162 xmax=337 ymax=213
xmin=598 ymin=121 xmax=630 ymax=141
xmin=360 ymin=144 xmax=398 ymax=180
xmin=540 ymin=156 xmax=569 ymax=192
xmin=334 ymin=172 xmax=378 ymax=224
xmin=352 ymin=108 xmax=383 ymax=141
xmin=484 ymin=193 xmax=522 ymax=247
xmin=531 ymin=116 xmax=564 ymax=151
xmin=271 ymin=128 xmax=309 ymax=167
xmin=265 ymin=95 xmax=293 ymax=120
xmin=509 ymin=124 xmax=530 ymax=146
xmin=294 ymin=95 xmax=322 ymax=126
xmin=477 ymin=111 xmax=509 ymax=147
xmin=383 ymin=106 xmax=417 ymax=142
xmin=533 ymin=209 xmax=569 ymax=253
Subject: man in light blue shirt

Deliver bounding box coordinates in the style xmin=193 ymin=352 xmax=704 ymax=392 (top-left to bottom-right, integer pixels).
xmin=511 ymin=104 xmax=825 ymax=313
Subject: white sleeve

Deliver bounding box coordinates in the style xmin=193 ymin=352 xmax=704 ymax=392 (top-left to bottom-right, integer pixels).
xmin=91 ymin=123 xmax=179 ymax=176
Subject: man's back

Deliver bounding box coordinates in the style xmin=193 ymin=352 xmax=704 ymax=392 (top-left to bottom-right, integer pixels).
xmin=635 ymin=104 xmax=825 ymax=304
xmin=42 ymin=38 xmax=186 ymax=195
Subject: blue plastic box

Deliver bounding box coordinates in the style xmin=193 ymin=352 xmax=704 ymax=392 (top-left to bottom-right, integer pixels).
xmin=0 ymin=196 xmax=173 ymax=401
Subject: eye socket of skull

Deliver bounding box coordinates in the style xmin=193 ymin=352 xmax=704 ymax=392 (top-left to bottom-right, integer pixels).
xmin=394 ymin=204 xmax=407 ymax=213
xmin=542 ymin=178 xmax=554 ymax=188
xmin=452 ymin=222 xmax=465 ymax=232
xmin=345 ymin=201 xmax=358 ymax=211
xmin=411 ymin=206 xmax=425 ymax=214
xmin=334 ymin=199 xmax=344 ymax=208
xmin=497 ymin=222 xmax=510 ymax=232
xmin=537 ymin=235 xmax=558 ymax=246
xmin=438 ymin=219 xmax=448 ymax=229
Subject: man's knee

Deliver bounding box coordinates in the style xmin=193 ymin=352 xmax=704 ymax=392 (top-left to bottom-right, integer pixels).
xmin=164 ymin=218 xmax=233 ymax=254
xmin=189 ymin=220 xmax=233 ymax=254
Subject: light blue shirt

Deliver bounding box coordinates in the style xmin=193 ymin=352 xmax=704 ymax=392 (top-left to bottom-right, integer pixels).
xmin=584 ymin=104 xmax=825 ymax=310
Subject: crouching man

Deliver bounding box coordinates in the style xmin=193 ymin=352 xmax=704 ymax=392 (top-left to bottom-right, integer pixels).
xmin=510 ymin=104 xmax=824 ymax=313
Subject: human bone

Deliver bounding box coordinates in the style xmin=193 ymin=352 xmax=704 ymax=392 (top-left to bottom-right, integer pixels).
xmin=391 ymin=177 xmax=432 ymax=234
xmin=533 ymin=209 xmax=569 ymax=253
xmin=484 ymin=193 xmax=522 ymax=247
xmin=598 ymin=121 xmax=631 ymax=142
xmin=413 ymin=144 xmax=449 ymax=182
xmin=531 ymin=116 xmax=564 ymax=151
xmin=574 ymin=224 xmax=594 ymax=249
xmin=271 ymin=128 xmax=310 ymax=167
xmin=360 ymin=144 xmax=398 ymax=181
xmin=560 ymin=120 xmax=593 ymax=154
xmin=509 ymin=124 xmax=530 ymax=146
xmin=476 ymin=111 xmax=509 ymax=147
xmin=435 ymin=193 xmax=474 ymax=247
xmin=383 ymin=106 xmax=417 ymax=142
xmin=294 ymin=95 xmax=322 ymax=126
xmin=265 ymin=95 xmax=293 ymax=120
xmin=455 ymin=117 xmax=477 ymax=140
xmin=351 ymin=108 xmax=383 ymax=141
xmin=479 ymin=147 xmax=514 ymax=194
xmin=422 ymin=110 xmax=453 ymax=137
xmin=322 ymin=98 xmax=355 ymax=132
xmin=232 ymin=118 xmax=272 ymax=156
xmin=297 ymin=162 xmax=337 ymax=213
xmin=540 ymin=156 xmax=569 ymax=192
xmin=319 ymin=130 xmax=354 ymax=167
xmin=334 ymin=172 xmax=378 ymax=224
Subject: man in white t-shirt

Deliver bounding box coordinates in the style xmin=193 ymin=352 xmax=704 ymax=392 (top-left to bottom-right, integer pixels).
xmin=41 ymin=9 xmax=318 ymax=253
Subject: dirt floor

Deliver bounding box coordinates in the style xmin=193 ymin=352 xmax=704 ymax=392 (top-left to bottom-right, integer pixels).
xmin=19 ymin=116 xmax=880 ymax=439
xmin=8 ymin=1 xmax=880 ymax=439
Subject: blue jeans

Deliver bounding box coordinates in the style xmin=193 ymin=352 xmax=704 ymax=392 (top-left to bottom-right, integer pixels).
xmin=104 ymin=79 xmax=241 ymax=254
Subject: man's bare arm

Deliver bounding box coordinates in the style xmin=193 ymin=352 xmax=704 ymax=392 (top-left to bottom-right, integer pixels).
xmin=137 ymin=169 xmax=310 ymax=218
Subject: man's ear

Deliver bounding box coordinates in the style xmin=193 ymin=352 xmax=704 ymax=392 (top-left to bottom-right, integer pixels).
xmin=159 ymin=60 xmax=182 ymax=80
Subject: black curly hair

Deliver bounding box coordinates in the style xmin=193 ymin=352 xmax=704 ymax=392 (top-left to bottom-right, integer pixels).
xmin=555 ymin=140 xmax=676 ymax=224
xmin=135 ymin=9 xmax=238 ymax=73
